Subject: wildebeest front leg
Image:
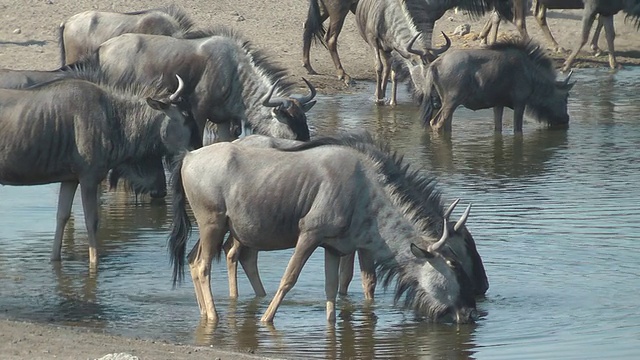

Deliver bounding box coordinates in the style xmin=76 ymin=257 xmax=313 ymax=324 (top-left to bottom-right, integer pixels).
xmin=261 ymin=233 xmax=318 ymax=323
xmin=238 ymin=244 xmax=266 ymax=297
xmin=223 ymin=237 xmax=240 ymax=298
xmin=338 ymin=252 xmax=355 ymax=296
xmin=562 ymin=7 xmax=598 ymax=72
xmin=601 ymin=16 xmax=619 ymax=70
xmin=357 ymin=249 xmax=376 ymax=300
xmin=52 ymin=181 xmax=78 ymax=261
xmin=493 ymin=106 xmax=504 ymax=132
xmin=79 ymin=181 xmax=99 ymax=266
xmin=513 ymin=104 xmax=526 ymax=133
xmin=325 ymin=250 xmax=340 ymax=323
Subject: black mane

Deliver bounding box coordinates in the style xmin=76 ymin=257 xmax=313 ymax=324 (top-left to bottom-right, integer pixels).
xmin=485 ymin=38 xmax=554 ymax=72
xmin=283 ymin=131 xmax=446 ymax=236
xmin=182 ymin=25 xmax=296 ymax=95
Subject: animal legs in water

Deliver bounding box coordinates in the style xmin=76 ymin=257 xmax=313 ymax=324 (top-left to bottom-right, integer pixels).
xmin=512 ymin=104 xmax=526 ymax=133
xmin=224 ymin=236 xmax=266 ymax=298
xmin=493 ymin=106 xmax=504 ymax=132
xmin=338 ymin=252 xmax=355 ymax=296
xmin=338 ymin=250 xmax=376 ymax=300
xmin=79 ymin=181 xmax=99 ymax=266
xmin=189 ymin=220 xmax=228 ymax=321
xmin=358 ymin=249 xmax=376 ymax=300
xmin=261 ymin=233 xmax=318 ymax=323
xmin=187 ymin=239 xmax=208 ymax=317
xmin=562 ymin=6 xmax=598 ymax=72
xmin=52 ymin=181 xmax=78 ymax=261
xmin=325 ymin=250 xmax=340 ymax=323
xmin=224 ymin=237 xmax=240 ymax=298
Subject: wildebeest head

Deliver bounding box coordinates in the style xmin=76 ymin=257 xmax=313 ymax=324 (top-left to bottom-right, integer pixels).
xmin=146 ymin=74 xmax=201 ymax=153
xmin=439 ymin=199 xmax=489 ymax=296
xmin=404 ymin=32 xmax=452 ymax=65
xmin=529 ymin=70 xmax=575 ymax=129
xmin=261 ymin=77 xmax=316 ymax=141
xmin=409 ymin=219 xmax=478 ymax=324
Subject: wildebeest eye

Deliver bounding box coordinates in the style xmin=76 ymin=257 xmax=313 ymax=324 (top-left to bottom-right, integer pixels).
xmin=445 ymin=258 xmax=458 ymax=269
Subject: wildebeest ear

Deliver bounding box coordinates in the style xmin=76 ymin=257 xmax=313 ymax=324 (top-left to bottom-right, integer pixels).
xmin=146 ymin=97 xmax=169 ymax=111
xmin=302 ymin=100 xmax=317 ymax=112
xmin=410 ymin=243 xmax=434 ymax=259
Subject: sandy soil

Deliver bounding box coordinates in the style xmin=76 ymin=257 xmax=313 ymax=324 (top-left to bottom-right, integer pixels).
xmin=1 ymin=1 xmax=639 ymax=359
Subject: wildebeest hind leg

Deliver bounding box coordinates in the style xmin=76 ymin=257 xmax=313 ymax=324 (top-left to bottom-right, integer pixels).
xmin=261 ymin=233 xmax=318 ymax=323
xmin=190 ymin=222 xmax=228 ymax=321
xmin=513 ymin=105 xmax=525 ymax=133
xmin=79 ymin=181 xmax=99 ymax=267
xmin=325 ymin=250 xmax=340 ymax=323
xmin=52 ymin=181 xmax=78 ymax=261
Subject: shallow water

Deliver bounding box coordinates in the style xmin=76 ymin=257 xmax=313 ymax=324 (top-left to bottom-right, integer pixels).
xmin=1 ymin=67 xmax=640 ymax=359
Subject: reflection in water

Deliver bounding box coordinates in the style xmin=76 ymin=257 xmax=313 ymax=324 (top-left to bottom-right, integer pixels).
xmin=1 ymin=68 xmax=640 ymax=359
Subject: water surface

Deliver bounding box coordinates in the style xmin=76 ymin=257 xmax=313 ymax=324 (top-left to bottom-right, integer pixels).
xmin=1 ymin=67 xmax=639 ymax=359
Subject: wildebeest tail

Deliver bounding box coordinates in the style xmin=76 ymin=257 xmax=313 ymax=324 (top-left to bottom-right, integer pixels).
xmin=58 ymin=22 xmax=66 ymax=67
xmin=304 ymin=0 xmax=327 ymax=48
xmin=168 ymin=151 xmax=192 ymax=286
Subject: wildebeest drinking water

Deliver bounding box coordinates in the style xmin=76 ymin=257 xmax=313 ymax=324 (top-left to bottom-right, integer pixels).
xmin=421 ymin=39 xmax=574 ymax=133
xmin=0 ymin=69 xmax=197 ymax=267
xmin=355 ymin=0 xmax=452 ymax=105
xmin=77 ymin=25 xmax=316 ymax=143
xmin=169 ymin=132 xmax=481 ymax=324
xmin=218 ymin=135 xmax=489 ymax=301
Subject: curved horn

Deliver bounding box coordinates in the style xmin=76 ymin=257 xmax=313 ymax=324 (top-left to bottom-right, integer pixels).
xmin=290 ymin=77 xmax=317 ymax=104
xmin=428 ymin=219 xmax=450 ymax=253
xmin=427 ymin=32 xmax=451 ymax=57
xmin=443 ymin=198 xmax=461 ymax=221
xmin=169 ymin=74 xmax=184 ymax=101
xmin=453 ymin=204 xmax=471 ymax=232
xmin=262 ymin=79 xmax=286 ymax=108
xmin=563 ymin=70 xmax=573 ymax=86
xmin=406 ymin=33 xmax=426 ymax=57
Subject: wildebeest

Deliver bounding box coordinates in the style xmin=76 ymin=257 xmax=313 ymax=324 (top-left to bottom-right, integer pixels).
xmin=0 ymin=69 xmax=197 ymax=267
xmin=302 ymin=0 xmax=359 ymax=86
xmin=79 ymin=26 xmax=316 ymax=143
xmin=169 ymin=132 xmax=481 ymax=324
xmin=421 ymin=39 xmax=574 ymax=132
xmin=480 ymin=0 xmax=640 ymax=71
xmin=355 ymin=0 xmax=452 ymax=105
xmin=0 ymin=67 xmax=171 ymax=199
xmin=59 ymin=5 xmax=196 ymax=65
xmin=302 ymin=0 xmax=507 ymax=88
xmin=219 ymin=135 xmax=489 ymax=300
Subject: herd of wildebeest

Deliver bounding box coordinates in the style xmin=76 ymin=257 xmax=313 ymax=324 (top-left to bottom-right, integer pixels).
xmin=0 ymin=0 xmax=638 ymax=325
